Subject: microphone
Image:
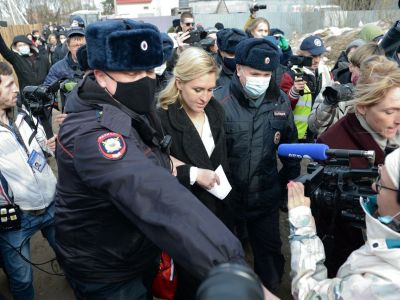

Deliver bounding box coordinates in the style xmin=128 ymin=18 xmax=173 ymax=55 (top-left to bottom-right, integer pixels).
xmin=278 ymin=143 xmax=329 ymax=160
xmin=278 ymin=143 xmax=376 ymax=163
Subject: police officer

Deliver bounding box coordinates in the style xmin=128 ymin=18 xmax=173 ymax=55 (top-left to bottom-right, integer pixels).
xmin=214 ymin=38 xmax=301 ymax=292
xmin=55 ymin=19 xmax=245 ymax=300
xmin=215 ymin=28 xmax=247 ymax=88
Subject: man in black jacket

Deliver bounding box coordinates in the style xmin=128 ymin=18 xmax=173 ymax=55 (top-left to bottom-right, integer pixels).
xmin=214 ymin=38 xmax=300 ymax=292
xmin=0 ymin=34 xmax=49 ymax=93
xmin=55 ymin=19 xmax=246 ymax=300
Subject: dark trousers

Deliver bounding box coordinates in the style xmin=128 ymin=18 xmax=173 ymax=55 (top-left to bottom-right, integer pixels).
xmin=66 ymin=276 xmax=152 ymax=300
xmin=247 ymin=209 xmax=284 ymax=292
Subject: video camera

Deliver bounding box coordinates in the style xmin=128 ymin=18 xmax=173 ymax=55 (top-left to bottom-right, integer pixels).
xmin=186 ymin=29 xmax=208 ymax=45
xmin=22 ymin=80 xmax=60 ymax=117
xmin=278 ymin=143 xmax=378 ymax=226
xmin=250 ymin=3 xmax=267 ymax=13
xmin=323 ymin=83 xmax=355 ymax=105
xmin=287 ymin=55 xmax=313 ymax=96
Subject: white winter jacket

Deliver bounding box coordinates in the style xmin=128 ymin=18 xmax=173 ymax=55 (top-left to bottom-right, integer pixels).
xmin=289 ymin=196 xmax=400 ymax=300
xmin=0 ymin=111 xmax=56 ymax=210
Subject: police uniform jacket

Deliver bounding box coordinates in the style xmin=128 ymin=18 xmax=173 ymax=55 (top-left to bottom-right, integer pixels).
xmin=216 ymin=54 xmax=234 ymax=88
xmin=55 ymin=75 xmax=245 ymax=283
xmin=214 ymin=74 xmax=300 ymax=218
xmin=157 ymin=98 xmax=233 ymax=226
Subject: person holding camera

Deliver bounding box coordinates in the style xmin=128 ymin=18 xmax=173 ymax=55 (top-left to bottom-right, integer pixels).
xmin=0 ymin=62 xmax=57 ymax=300
xmin=158 ymin=46 xmax=236 ymax=300
xmin=314 ymin=55 xmax=400 ymax=278
xmin=280 ymin=35 xmax=332 ymax=142
xmin=214 ymin=38 xmax=300 ymax=292
xmin=243 ymin=2 xmax=267 ymax=34
xmin=55 ymin=19 xmax=246 ymax=300
xmin=215 ymin=28 xmax=247 ymax=88
xmin=288 ymin=147 xmax=400 ymax=300
xmin=308 ymin=42 xmax=385 ymax=136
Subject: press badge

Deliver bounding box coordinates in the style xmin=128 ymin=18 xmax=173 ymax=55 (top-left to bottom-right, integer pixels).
xmin=27 ymin=150 xmax=46 ymax=172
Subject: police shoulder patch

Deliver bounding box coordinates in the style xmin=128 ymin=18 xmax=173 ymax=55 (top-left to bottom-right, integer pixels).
xmin=97 ymin=132 xmax=127 ymax=160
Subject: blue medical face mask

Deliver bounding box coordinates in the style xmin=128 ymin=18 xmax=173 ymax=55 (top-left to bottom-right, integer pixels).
xmin=243 ymin=76 xmax=271 ymax=99
xmin=378 ymin=211 xmax=400 ymax=224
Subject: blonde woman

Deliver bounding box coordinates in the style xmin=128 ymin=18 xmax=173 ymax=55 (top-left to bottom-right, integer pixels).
xmin=316 ymin=55 xmax=400 ymax=278
xmin=158 ymin=46 xmax=234 ymax=300
xmin=245 ymin=17 xmax=270 ymax=38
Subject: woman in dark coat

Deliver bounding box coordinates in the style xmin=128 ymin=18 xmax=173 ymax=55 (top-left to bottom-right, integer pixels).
xmin=316 ymin=55 xmax=400 ymax=278
xmin=158 ymin=46 xmax=234 ymax=300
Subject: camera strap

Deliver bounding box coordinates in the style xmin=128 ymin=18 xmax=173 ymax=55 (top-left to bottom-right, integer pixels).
xmin=0 ymin=120 xmax=30 ymax=157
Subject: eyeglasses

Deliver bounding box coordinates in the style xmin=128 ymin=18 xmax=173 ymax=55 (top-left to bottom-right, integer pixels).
xmin=184 ymin=22 xmax=195 ymax=27
xmin=374 ymin=173 xmax=398 ymax=194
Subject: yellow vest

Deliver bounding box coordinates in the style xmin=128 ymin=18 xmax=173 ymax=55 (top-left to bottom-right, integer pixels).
xmin=293 ymin=84 xmax=312 ymax=140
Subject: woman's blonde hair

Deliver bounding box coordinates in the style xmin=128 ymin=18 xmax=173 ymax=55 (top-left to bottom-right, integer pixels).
xmin=349 ymin=42 xmax=384 ymax=68
xmin=158 ymin=47 xmax=219 ymax=110
xmin=246 ymin=17 xmax=270 ymax=37
xmin=354 ymin=55 xmax=400 ymax=110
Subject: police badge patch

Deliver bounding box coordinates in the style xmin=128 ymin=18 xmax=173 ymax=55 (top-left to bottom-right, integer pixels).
xmin=97 ymin=132 xmax=127 ymax=160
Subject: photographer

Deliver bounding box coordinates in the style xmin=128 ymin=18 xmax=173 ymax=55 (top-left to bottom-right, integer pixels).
xmin=243 ymin=3 xmax=267 ymax=33
xmin=316 ymin=55 xmax=400 ymax=277
xmin=288 ymin=148 xmax=400 ymax=300
xmin=308 ymin=42 xmax=385 ymax=136
xmin=280 ymin=35 xmax=332 ymax=142
xmin=0 ymin=62 xmax=57 ymax=300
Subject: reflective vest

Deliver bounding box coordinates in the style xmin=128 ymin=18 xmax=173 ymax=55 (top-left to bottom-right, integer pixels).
xmin=293 ymin=84 xmax=312 ymax=140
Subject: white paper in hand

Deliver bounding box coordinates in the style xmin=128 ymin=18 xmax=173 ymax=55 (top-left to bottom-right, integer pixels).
xmin=207 ymin=165 xmax=232 ymax=200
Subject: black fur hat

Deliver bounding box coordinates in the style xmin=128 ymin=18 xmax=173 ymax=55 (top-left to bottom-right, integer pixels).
xmin=217 ymin=28 xmax=247 ymax=54
xmin=235 ymin=38 xmax=280 ymax=71
xmin=86 ymin=19 xmax=163 ymax=71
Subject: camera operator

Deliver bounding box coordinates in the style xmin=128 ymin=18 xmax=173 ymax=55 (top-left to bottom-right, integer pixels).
xmin=288 ymin=148 xmax=400 ymax=300
xmin=43 ymin=28 xmax=85 ymax=111
xmin=280 ymin=35 xmax=333 ymax=142
xmin=0 ymin=62 xmax=57 ymax=300
xmin=308 ymin=43 xmax=385 ymax=137
xmin=243 ymin=2 xmax=267 ymax=33
xmin=315 ymin=55 xmax=400 ymax=277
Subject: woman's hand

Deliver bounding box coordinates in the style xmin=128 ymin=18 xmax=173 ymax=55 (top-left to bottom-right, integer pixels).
xmin=170 ymin=155 xmax=184 ymax=176
xmin=46 ymin=134 xmax=57 ymax=152
xmin=196 ymin=168 xmax=220 ymax=190
xmin=287 ymin=181 xmax=311 ymax=210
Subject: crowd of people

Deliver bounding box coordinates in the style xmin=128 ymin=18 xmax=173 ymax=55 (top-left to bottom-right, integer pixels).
xmin=0 ymin=6 xmax=399 ymax=300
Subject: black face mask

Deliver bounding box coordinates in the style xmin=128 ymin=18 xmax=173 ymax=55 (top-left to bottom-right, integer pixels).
xmin=223 ymin=56 xmax=236 ymax=72
xmin=105 ymin=73 xmax=157 ymax=114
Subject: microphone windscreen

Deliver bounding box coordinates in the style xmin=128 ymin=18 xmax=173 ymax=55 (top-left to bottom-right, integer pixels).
xmin=278 ymin=143 xmax=329 ymax=160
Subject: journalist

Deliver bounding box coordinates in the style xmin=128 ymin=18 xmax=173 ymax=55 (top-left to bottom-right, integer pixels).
xmin=0 ymin=62 xmax=57 ymax=300
xmin=288 ymin=147 xmax=400 ymax=300
xmin=316 ymin=55 xmax=400 ymax=277
xmin=308 ymin=42 xmax=385 ymax=136
xmin=55 ymin=19 xmax=246 ymax=300
xmin=280 ymin=35 xmax=332 ymax=142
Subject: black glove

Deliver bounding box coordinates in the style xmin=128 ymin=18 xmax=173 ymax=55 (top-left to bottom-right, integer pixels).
xmin=323 ymin=83 xmax=354 ymax=106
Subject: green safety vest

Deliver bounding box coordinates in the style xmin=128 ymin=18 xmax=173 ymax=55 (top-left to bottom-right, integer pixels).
xmin=293 ymin=84 xmax=312 ymax=140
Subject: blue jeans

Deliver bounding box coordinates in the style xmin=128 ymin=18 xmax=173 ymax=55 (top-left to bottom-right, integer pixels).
xmin=0 ymin=202 xmax=55 ymax=300
xmin=67 ymin=276 xmax=150 ymax=300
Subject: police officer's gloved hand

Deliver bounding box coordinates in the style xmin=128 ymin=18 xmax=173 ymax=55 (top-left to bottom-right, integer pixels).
xmin=278 ymin=35 xmax=289 ymax=51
